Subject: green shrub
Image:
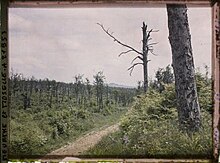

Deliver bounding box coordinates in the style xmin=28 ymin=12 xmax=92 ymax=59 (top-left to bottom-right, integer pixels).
xmin=10 ymin=120 xmax=47 ymax=155
xmin=87 ymin=83 xmax=212 ymax=157
xmin=87 ymin=109 xmax=212 ymax=157
xmin=196 ymin=72 xmax=212 ymax=113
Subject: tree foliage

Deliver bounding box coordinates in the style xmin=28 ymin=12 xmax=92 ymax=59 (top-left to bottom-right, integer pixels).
xmin=151 ymin=65 xmax=174 ymax=92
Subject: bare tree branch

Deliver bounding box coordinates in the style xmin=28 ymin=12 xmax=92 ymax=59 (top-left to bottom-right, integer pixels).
xmin=149 ymin=49 xmax=158 ymax=56
xmin=148 ymin=42 xmax=158 ymax=46
xmin=119 ymin=50 xmax=134 ymax=57
xmin=146 ymin=29 xmax=159 ymax=44
xmin=98 ymin=22 xmax=158 ymax=91
xmin=127 ymin=62 xmax=143 ymax=76
xmin=97 ymin=23 xmax=143 ymax=56
xmin=147 ymin=29 xmax=159 ymax=33
xmin=131 ymin=56 xmax=143 ymax=64
xmin=141 ymin=37 xmax=154 ymax=44
xmin=146 ymin=29 xmax=153 ymax=40
xmin=147 ymin=38 xmax=152 ymax=41
xmin=146 ymin=29 xmax=159 ymax=41
xmin=148 ymin=46 xmax=154 ymax=49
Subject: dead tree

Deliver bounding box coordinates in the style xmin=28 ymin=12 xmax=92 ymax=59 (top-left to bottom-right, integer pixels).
xmin=167 ymin=4 xmax=201 ymax=132
xmin=94 ymin=72 xmax=105 ymax=112
xmin=98 ymin=22 xmax=158 ymax=93
xmin=74 ymin=74 xmax=83 ymax=105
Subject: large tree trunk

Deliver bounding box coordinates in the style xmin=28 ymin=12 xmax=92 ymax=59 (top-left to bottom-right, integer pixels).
xmin=167 ymin=4 xmax=201 ymax=132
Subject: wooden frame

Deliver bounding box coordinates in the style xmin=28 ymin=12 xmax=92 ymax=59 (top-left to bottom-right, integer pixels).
xmin=1 ymin=0 xmax=219 ymax=162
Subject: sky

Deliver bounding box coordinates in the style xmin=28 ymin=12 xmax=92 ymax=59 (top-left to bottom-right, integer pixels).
xmin=9 ymin=6 xmax=211 ymax=87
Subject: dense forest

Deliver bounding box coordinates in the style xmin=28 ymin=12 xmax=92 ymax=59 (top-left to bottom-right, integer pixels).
xmin=9 ymin=71 xmax=136 ymax=156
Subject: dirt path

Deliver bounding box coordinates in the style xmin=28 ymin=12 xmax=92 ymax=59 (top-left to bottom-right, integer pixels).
xmin=47 ymin=123 xmax=119 ymax=156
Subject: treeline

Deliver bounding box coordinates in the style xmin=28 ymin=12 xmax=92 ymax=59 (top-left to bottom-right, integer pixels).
xmin=9 ymin=71 xmax=137 ymax=156
xmin=9 ymin=71 xmax=136 ymax=113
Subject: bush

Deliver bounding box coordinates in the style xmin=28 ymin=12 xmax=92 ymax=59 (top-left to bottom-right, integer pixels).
xmin=196 ymin=72 xmax=212 ymax=113
xmin=119 ymin=87 xmax=212 ymax=157
xmin=87 ymin=83 xmax=212 ymax=158
xmin=10 ymin=120 xmax=47 ymax=155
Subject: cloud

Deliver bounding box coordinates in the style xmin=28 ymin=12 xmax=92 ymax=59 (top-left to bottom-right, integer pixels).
xmin=9 ymin=12 xmax=32 ymax=32
xmin=9 ymin=7 xmax=211 ymax=86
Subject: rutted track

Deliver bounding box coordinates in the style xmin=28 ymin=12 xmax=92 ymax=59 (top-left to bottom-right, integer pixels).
xmin=46 ymin=123 xmax=119 ymax=156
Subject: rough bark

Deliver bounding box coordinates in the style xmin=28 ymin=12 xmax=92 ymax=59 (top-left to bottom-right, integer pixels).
xmin=142 ymin=23 xmax=148 ymax=93
xmin=167 ymin=4 xmax=201 ymax=132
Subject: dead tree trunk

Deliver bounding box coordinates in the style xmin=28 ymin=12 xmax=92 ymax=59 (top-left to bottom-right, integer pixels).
xmin=167 ymin=4 xmax=201 ymax=132
xmin=98 ymin=23 xmax=157 ymax=93
xmin=142 ymin=23 xmax=149 ymax=93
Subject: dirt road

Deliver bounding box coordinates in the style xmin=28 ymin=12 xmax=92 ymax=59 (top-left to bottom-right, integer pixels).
xmin=47 ymin=123 xmax=119 ymax=156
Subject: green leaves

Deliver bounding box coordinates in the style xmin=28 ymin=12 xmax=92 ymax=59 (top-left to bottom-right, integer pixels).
xmin=117 ymin=83 xmax=212 ymax=157
xmin=10 ymin=120 xmax=47 ymax=155
xmin=195 ymin=71 xmax=212 ymax=113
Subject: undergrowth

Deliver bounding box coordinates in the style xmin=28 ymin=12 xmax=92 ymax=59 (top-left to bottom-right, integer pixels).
xmin=9 ymin=104 xmax=128 ymax=156
xmin=86 ymin=76 xmax=213 ymax=158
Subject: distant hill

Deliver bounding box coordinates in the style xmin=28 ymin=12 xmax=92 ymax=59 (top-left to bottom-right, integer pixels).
xmin=108 ymin=83 xmax=136 ymax=89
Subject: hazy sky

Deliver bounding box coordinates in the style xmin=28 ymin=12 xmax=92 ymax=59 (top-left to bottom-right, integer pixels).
xmin=9 ymin=6 xmax=211 ymax=86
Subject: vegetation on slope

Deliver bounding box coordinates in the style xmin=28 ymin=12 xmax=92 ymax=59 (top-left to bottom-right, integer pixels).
xmin=86 ymin=67 xmax=212 ymax=158
xmin=9 ymin=71 xmax=136 ymax=156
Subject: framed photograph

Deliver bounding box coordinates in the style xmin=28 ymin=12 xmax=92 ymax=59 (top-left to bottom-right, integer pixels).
xmin=1 ymin=0 xmax=219 ymax=162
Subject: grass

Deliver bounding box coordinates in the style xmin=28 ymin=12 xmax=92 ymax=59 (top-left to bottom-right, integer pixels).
xmin=85 ymin=113 xmax=212 ymax=158
xmin=85 ymin=88 xmax=213 ymax=159
xmin=9 ymin=105 xmax=129 ymax=157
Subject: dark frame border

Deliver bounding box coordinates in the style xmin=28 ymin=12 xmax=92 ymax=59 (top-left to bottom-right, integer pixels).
xmin=1 ymin=0 xmax=219 ymax=162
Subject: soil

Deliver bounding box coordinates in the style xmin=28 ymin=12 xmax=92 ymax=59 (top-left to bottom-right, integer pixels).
xmin=47 ymin=123 xmax=119 ymax=156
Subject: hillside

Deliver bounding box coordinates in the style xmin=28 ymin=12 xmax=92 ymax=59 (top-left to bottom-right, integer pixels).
xmin=9 ymin=72 xmax=136 ymax=157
